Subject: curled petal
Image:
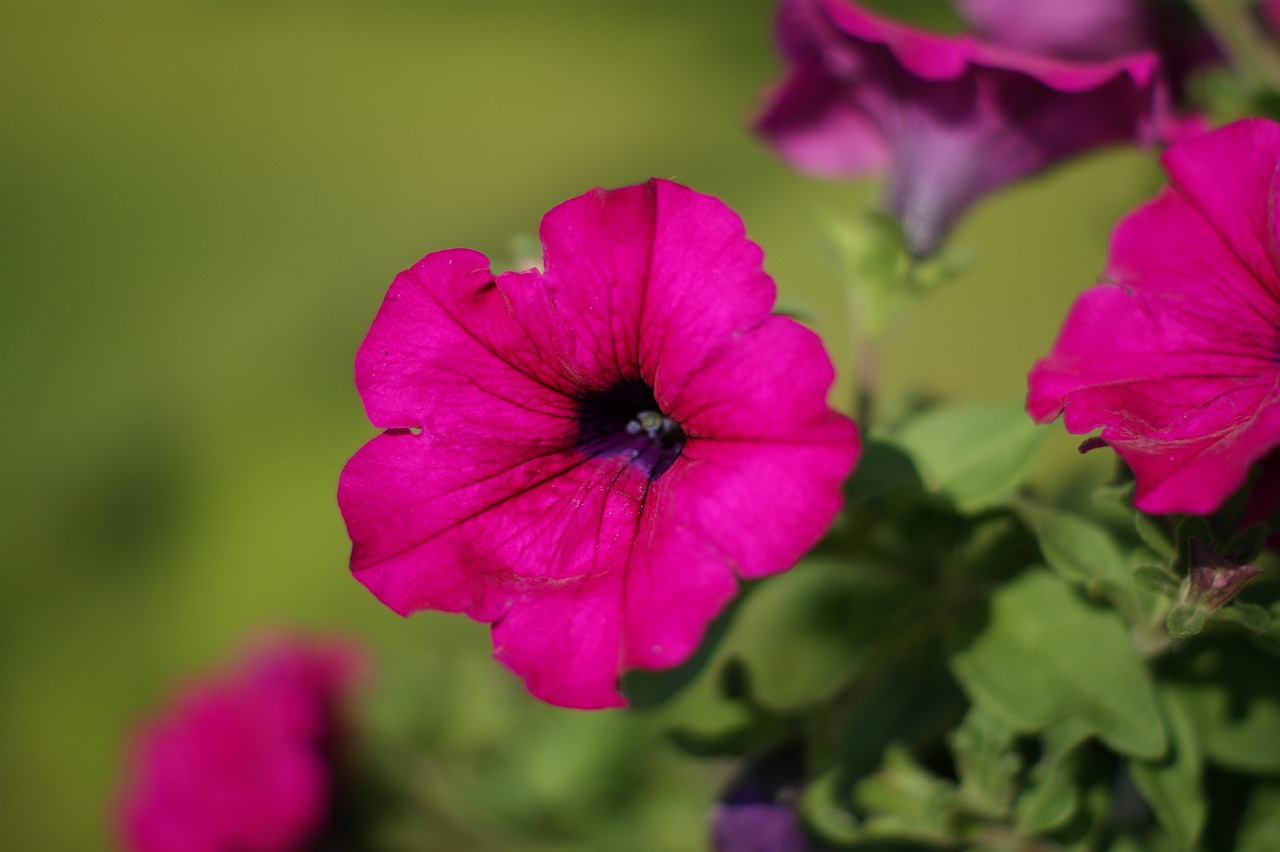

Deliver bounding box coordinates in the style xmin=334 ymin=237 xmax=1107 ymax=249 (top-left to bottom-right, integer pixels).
xmin=756 ymin=0 xmax=1165 ymax=256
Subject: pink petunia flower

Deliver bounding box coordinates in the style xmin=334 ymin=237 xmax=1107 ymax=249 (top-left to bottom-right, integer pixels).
xmin=754 ymin=0 xmax=1166 ymax=257
xmin=118 ymin=637 xmax=364 ymax=852
xmin=1028 ymin=118 xmax=1280 ymax=515
xmin=338 ymin=179 xmax=859 ymax=709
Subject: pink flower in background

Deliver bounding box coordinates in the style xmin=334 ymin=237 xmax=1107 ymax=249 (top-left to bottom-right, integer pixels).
xmin=119 ymin=637 xmax=364 ymax=852
xmin=953 ymin=0 xmax=1154 ymax=62
xmin=1263 ymin=0 xmax=1280 ymax=37
xmin=754 ymin=0 xmax=1166 ymax=257
xmin=338 ymin=179 xmax=859 ymax=709
xmin=1028 ymin=118 xmax=1280 ymax=515
xmin=953 ymin=0 xmax=1217 ymax=141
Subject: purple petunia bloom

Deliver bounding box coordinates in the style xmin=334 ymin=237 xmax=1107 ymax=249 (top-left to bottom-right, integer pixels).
xmin=338 ymin=180 xmax=860 ymax=709
xmin=953 ymin=0 xmax=1155 ymax=62
xmin=1028 ymin=118 xmax=1280 ymax=515
xmin=118 ymin=637 xmax=364 ymax=852
xmin=953 ymin=0 xmax=1218 ymax=141
xmin=1265 ymin=0 xmax=1280 ymax=37
xmin=754 ymin=0 xmax=1166 ymax=257
xmin=711 ymin=741 xmax=816 ymax=852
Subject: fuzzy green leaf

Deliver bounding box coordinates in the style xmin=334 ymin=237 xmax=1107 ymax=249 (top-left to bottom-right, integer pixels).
xmin=1134 ymin=512 xmax=1178 ymax=561
xmin=950 ymin=705 xmax=1020 ymax=819
xmin=894 ymin=400 xmax=1045 ymax=513
xmin=1129 ymin=687 xmax=1206 ymax=851
xmin=1239 ymin=783 xmax=1280 ymax=851
xmin=799 ymin=768 xmax=863 ymax=844
xmin=1218 ymin=602 xmax=1273 ymax=633
xmin=1167 ymin=604 xmax=1207 ymax=639
xmin=1169 ymin=641 xmax=1280 ymax=774
xmin=951 ymin=570 xmax=1166 ymax=759
xmin=1132 ymin=564 xmax=1181 ymax=597
xmin=1015 ymin=716 xmax=1092 ymax=834
xmin=1016 ymin=502 xmax=1131 ymax=593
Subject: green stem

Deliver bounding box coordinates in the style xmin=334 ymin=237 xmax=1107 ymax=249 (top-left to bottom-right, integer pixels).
xmin=1188 ymin=0 xmax=1280 ymax=92
xmin=854 ymin=337 xmax=879 ymax=426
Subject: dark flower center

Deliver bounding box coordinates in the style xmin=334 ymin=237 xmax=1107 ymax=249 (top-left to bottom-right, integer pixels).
xmin=577 ymin=379 xmax=685 ymax=480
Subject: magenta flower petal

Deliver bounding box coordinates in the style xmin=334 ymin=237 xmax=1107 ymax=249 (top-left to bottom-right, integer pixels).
xmin=339 ymin=180 xmax=860 ymax=709
xmin=755 ymin=0 xmax=1165 ymax=256
xmin=1028 ymin=118 xmax=1280 ymax=514
xmin=118 ymin=638 xmax=364 ymax=852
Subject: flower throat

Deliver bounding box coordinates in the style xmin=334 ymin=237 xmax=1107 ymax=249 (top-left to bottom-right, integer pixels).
xmin=577 ymin=379 xmax=685 ymax=480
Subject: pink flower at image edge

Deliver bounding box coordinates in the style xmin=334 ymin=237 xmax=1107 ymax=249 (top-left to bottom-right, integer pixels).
xmin=755 ymin=0 xmax=1165 ymax=257
xmin=1028 ymin=118 xmax=1280 ymax=515
xmin=118 ymin=638 xmax=364 ymax=852
xmin=338 ymin=179 xmax=860 ymax=709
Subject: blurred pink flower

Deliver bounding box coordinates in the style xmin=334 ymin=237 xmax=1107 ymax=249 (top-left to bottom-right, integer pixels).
xmin=338 ymin=179 xmax=859 ymax=709
xmin=1028 ymin=118 xmax=1280 ymax=515
xmin=754 ymin=0 xmax=1166 ymax=256
xmin=953 ymin=0 xmax=1155 ymax=62
xmin=953 ymin=0 xmax=1217 ymax=141
xmin=1265 ymin=0 xmax=1280 ymax=37
xmin=119 ymin=637 xmax=364 ymax=852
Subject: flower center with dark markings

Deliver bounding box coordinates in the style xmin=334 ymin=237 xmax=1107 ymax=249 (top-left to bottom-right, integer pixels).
xmin=577 ymin=379 xmax=685 ymax=480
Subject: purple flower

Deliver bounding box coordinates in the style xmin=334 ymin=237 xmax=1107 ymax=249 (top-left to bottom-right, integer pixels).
xmin=953 ymin=0 xmax=1155 ymax=62
xmin=711 ymin=742 xmax=815 ymax=852
xmin=338 ymin=180 xmax=860 ymax=709
xmin=1028 ymin=118 xmax=1280 ymax=515
xmin=953 ymin=0 xmax=1218 ymax=139
xmin=1187 ymin=539 xmax=1262 ymax=612
xmin=754 ymin=0 xmax=1166 ymax=257
xmin=1265 ymin=0 xmax=1280 ymax=38
xmin=118 ymin=637 xmax=365 ymax=852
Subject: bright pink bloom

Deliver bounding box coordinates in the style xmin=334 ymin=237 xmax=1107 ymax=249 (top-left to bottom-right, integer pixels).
xmin=754 ymin=0 xmax=1166 ymax=257
xmin=1028 ymin=118 xmax=1280 ymax=515
xmin=338 ymin=179 xmax=859 ymax=709
xmin=119 ymin=638 xmax=364 ymax=852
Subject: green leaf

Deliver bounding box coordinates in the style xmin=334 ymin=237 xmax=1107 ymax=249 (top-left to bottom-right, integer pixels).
xmin=799 ymin=768 xmax=863 ymax=845
xmin=951 ymin=570 xmax=1166 ymax=759
xmin=1014 ymin=715 xmax=1092 ymax=834
xmin=1132 ymin=564 xmax=1180 ymax=597
xmin=1166 ymin=604 xmax=1206 ymax=639
xmin=1168 ymin=640 xmax=1280 ymax=774
xmin=855 ymin=745 xmax=960 ymax=844
xmin=1134 ymin=513 xmax=1177 ymax=562
xmin=843 ymin=438 xmax=921 ymax=506
xmin=1218 ymin=602 xmax=1273 ymax=633
xmin=1129 ymin=687 xmax=1206 ymax=851
xmin=1238 ymin=783 xmax=1280 ymax=852
xmin=894 ymin=400 xmax=1046 ymax=513
xmin=831 ymin=657 xmax=966 ymax=786
xmin=1015 ymin=502 xmax=1131 ymax=593
xmin=716 ymin=559 xmax=916 ymax=710
xmin=950 ymin=705 xmax=1020 ymax=819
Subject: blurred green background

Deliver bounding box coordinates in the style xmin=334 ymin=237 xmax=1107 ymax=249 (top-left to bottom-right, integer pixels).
xmin=1 ymin=1 xmax=1158 ymax=848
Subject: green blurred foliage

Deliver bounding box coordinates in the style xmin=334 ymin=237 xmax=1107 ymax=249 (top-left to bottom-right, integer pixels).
xmin=0 ymin=0 xmax=1161 ymax=848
